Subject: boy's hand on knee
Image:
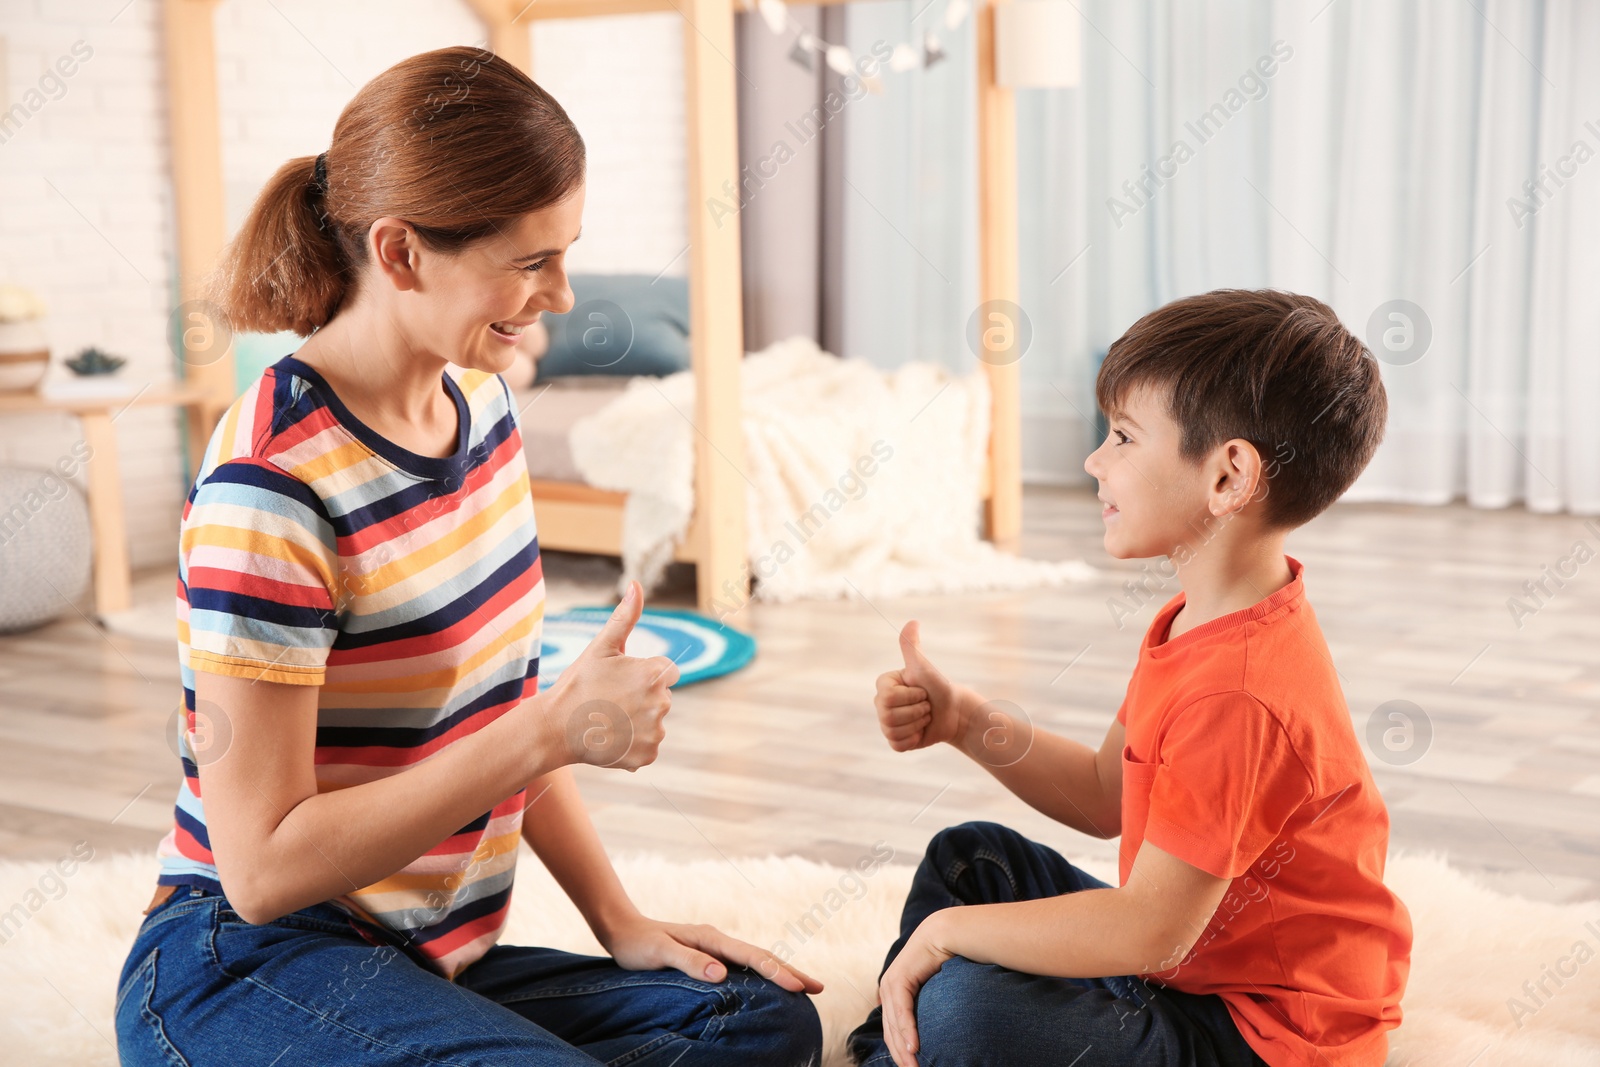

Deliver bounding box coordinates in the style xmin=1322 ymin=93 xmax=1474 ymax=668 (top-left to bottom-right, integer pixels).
xmin=875 ymin=621 xmax=973 ymax=752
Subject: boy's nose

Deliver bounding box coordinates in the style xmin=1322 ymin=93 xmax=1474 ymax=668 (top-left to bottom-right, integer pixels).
xmin=1084 ymin=441 xmax=1104 ymax=479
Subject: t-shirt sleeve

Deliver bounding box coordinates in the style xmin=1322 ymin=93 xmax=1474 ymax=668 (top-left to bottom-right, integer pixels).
xmin=180 ymin=459 xmax=340 ymax=686
xmin=1142 ymin=692 xmax=1312 ymax=879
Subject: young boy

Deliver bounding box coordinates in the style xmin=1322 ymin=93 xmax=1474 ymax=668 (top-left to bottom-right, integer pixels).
xmin=848 ymin=289 xmax=1412 ymax=1067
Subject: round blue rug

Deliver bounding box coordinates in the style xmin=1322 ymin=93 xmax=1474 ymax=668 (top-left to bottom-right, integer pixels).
xmin=537 ymin=607 xmax=756 ymax=690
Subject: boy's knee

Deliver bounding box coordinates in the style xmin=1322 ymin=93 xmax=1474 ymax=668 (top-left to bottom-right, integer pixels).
xmin=915 ymin=957 xmax=1008 ymax=1061
xmin=925 ymin=821 xmax=1019 ymax=862
xmin=922 ymin=821 xmax=1035 ymax=886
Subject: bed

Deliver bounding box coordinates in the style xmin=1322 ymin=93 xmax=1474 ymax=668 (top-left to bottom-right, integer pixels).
xmin=161 ymin=0 xmax=1025 ymax=618
xmin=507 ymin=374 xmax=703 ymax=565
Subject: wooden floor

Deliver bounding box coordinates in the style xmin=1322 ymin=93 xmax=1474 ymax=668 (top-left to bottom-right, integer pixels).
xmin=1 ymin=486 xmax=1595 ymax=905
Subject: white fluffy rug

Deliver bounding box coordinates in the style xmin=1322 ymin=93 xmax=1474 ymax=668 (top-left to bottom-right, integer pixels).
xmin=1 ymin=849 xmax=1595 ymax=1065
xmin=570 ymin=336 xmax=1096 ymax=604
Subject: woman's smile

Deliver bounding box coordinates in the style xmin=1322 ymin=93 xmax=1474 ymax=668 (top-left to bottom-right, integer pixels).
xmin=489 ymin=318 xmax=535 ymax=344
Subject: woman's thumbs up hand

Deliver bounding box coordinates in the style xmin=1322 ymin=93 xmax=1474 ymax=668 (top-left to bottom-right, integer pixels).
xmin=545 ymin=581 xmax=680 ymax=771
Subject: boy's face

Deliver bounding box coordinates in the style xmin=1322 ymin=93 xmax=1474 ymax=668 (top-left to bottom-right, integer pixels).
xmin=1083 ymin=383 xmax=1218 ymax=560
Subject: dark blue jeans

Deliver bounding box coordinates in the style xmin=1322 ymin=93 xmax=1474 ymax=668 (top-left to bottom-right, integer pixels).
xmin=847 ymin=822 xmax=1271 ymax=1067
xmin=115 ymin=885 xmax=822 ymax=1066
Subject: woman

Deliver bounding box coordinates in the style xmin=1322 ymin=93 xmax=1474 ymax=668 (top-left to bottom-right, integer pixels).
xmin=114 ymin=46 xmax=823 ymax=1066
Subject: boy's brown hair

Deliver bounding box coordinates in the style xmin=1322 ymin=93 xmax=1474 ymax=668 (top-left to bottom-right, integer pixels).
xmin=1095 ymin=289 xmax=1387 ymax=529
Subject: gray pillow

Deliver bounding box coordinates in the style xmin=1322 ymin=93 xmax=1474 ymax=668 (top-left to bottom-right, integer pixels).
xmin=536 ymin=274 xmax=690 ymax=379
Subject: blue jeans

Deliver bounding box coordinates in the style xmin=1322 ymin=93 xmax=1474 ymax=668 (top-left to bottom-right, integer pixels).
xmin=115 ymin=885 xmax=822 ymax=1066
xmin=847 ymin=822 xmax=1271 ymax=1067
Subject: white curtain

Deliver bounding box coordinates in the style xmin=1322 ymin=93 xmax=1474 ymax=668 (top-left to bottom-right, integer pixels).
xmin=832 ymin=0 xmax=1600 ymax=514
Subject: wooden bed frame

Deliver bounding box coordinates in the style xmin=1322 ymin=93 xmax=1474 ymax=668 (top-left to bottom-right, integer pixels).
xmin=163 ymin=0 xmax=1023 ymax=622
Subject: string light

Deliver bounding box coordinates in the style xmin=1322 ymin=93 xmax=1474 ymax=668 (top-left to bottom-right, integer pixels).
xmin=750 ymin=0 xmax=973 ymax=81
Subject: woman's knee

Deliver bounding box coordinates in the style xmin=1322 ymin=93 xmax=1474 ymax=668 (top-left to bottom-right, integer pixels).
xmin=718 ymin=968 xmax=823 ymax=1064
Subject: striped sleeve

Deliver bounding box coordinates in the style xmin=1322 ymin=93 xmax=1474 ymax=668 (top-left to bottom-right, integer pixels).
xmin=181 ymin=458 xmax=340 ymax=686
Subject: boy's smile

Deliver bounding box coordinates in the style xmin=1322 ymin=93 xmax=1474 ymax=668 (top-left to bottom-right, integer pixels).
xmin=1083 ymin=383 xmax=1217 ymax=562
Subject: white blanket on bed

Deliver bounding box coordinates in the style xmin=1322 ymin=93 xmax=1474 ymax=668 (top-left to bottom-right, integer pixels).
xmin=569 ymin=335 xmax=1095 ymax=607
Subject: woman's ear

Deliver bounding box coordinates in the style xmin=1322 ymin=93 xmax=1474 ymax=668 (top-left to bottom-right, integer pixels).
xmin=367 ymin=216 xmax=422 ymax=292
xmin=1208 ymin=439 xmax=1265 ymax=518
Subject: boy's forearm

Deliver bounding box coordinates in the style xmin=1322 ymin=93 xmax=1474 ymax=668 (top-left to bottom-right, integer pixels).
xmin=925 ymin=888 xmax=1163 ymax=979
xmin=952 ymin=687 xmax=1120 ymax=838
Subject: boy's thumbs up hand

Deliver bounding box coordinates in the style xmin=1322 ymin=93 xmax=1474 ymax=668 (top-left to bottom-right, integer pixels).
xmin=545 ymin=581 xmax=681 ymax=771
xmin=875 ymin=621 xmax=971 ymax=752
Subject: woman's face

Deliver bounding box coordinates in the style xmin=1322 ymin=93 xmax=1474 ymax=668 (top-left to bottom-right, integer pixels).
xmin=406 ymin=184 xmax=585 ymax=376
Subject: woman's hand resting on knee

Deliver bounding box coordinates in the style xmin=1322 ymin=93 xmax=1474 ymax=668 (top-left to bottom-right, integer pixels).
xmin=600 ymin=914 xmax=824 ymax=995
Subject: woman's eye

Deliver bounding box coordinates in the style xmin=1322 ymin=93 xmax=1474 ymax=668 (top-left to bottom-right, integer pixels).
xmin=523 ymin=259 xmax=548 ymax=273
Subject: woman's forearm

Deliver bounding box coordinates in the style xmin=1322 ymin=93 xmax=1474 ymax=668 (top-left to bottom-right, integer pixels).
xmin=518 ymin=766 xmax=641 ymax=943
xmin=227 ymin=692 xmax=569 ymax=924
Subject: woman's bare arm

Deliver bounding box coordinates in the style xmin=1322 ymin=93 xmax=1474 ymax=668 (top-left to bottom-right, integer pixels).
xmin=517 ymin=765 xmax=642 ymax=940
xmin=197 ymin=581 xmax=677 ymax=925
xmin=196 ymin=670 xmax=567 ymax=924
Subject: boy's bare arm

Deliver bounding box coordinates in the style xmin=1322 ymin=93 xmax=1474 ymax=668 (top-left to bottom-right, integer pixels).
xmin=962 ymin=702 xmax=1124 ymax=839
xmin=875 ymin=837 xmax=1231 ymax=1067
xmin=928 ymin=839 xmax=1229 ymax=977
xmin=874 ymin=620 xmax=1123 ymax=838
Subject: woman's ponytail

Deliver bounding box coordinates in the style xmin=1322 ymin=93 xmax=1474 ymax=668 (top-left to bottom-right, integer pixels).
xmin=202 ymin=46 xmax=586 ymax=340
xmin=205 ymin=153 xmax=349 ymax=337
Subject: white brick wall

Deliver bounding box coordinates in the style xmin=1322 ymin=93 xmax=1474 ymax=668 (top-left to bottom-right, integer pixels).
xmin=530 ymin=12 xmax=688 ymax=278
xmin=0 ymin=0 xmax=688 ymax=573
xmin=0 ymin=0 xmax=181 ymax=573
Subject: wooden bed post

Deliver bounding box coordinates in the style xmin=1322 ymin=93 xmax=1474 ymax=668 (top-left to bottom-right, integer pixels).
xmin=162 ymin=0 xmax=234 ymax=469
xmin=168 ymin=0 xmax=1006 ymax=619
xmin=464 ymin=0 xmax=532 ymax=71
xmin=681 ymin=0 xmax=751 ymax=621
xmin=975 ymin=0 xmax=1023 ymax=552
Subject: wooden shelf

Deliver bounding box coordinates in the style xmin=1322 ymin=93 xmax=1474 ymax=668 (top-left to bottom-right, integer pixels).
xmin=0 ymin=382 xmax=212 ymax=415
xmin=0 ymin=381 xmax=216 ymax=618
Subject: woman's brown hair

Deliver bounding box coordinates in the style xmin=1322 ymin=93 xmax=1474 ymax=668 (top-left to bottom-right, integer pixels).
xmin=206 ymin=46 xmax=586 ymax=337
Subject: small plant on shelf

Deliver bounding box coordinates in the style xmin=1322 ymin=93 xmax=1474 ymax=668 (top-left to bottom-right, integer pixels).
xmin=64 ymin=346 xmax=127 ymax=377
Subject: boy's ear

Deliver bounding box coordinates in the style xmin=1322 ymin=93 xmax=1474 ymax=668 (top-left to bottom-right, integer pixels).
xmin=1207 ymin=438 xmax=1266 ymax=517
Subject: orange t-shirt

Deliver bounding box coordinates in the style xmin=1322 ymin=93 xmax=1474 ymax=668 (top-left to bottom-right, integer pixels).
xmin=1116 ymin=556 xmax=1411 ymax=1067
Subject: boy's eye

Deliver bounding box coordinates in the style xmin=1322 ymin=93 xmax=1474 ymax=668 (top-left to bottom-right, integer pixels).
xmin=1112 ymin=429 xmax=1131 ymax=445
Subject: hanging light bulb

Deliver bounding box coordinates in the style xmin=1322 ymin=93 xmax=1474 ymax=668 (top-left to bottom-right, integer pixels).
xmin=788 ymin=35 xmax=816 ymax=71
xmin=923 ymin=30 xmax=946 ymax=68
xmin=888 ymin=42 xmax=920 ymax=73
xmin=757 ymin=0 xmax=788 ymax=35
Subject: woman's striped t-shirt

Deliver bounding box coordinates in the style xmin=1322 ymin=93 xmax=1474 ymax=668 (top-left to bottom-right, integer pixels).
xmin=154 ymin=352 xmax=543 ymax=979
